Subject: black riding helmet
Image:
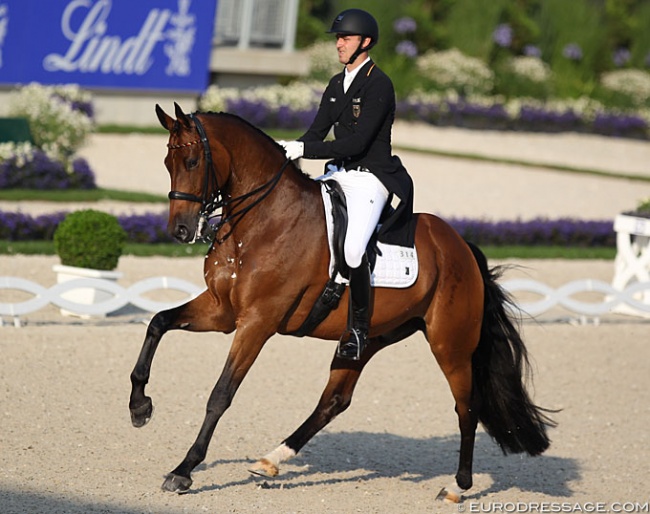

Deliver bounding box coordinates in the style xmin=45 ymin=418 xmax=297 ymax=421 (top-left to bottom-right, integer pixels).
xmin=327 ymin=8 xmax=379 ymax=64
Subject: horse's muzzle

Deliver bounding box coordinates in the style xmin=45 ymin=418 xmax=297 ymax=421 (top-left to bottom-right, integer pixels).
xmin=169 ymin=214 xmax=212 ymax=244
xmin=171 ymin=222 xmax=194 ymax=243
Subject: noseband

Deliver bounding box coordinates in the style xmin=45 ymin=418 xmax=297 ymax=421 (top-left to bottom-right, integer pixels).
xmin=167 ymin=114 xmax=291 ymax=244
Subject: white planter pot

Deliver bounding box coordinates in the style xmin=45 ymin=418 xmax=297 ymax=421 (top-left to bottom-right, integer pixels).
xmin=52 ymin=264 xmax=123 ymax=318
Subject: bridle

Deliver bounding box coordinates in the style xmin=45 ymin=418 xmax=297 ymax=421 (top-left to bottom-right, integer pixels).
xmin=167 ymin=114 xmax=291 ymax=244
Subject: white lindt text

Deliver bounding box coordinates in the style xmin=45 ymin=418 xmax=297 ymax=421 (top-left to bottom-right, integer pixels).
xmin=43 ymin=0 xmax=171 ymax=75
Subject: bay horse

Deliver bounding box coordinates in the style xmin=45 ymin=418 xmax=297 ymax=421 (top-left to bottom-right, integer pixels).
xmin=128 ymin=103 xmax=555 ymax=503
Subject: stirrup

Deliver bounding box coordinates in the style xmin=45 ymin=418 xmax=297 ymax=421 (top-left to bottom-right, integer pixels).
xmin=337 ymin=328 xmax=367 ymax=360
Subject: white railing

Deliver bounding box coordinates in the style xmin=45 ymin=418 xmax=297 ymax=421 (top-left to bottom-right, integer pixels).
xmin=0 ymin=276 xmax=204 ymax=327
xmin=2 ymin=276 xmax=650 ymax=327
xmin=503 ymin=278 xmax=650 ymax=318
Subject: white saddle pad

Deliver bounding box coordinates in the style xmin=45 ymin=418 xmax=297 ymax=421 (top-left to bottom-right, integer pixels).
xmin=320 ymin=184 xmax=418 ymax=288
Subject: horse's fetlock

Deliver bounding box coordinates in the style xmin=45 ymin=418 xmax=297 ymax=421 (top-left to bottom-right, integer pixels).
xmin=130 ymin=368 xmax=149 ymax=386
xmin=456 ymin=472 xmax=472 ymax=492
xmin=186 ymin=444 xmax=208 ymax=466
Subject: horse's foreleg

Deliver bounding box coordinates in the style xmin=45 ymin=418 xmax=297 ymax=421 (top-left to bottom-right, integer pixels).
xmin=162 ymin=323 xmax=272 ymax=493
xmin=129 ymin=291 xmax=227 ymax=428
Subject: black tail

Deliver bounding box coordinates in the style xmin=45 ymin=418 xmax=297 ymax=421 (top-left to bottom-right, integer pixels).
xmin=467 ymin=242 xmax=557 ymax=456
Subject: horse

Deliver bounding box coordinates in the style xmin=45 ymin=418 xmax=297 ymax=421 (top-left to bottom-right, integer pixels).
xmin=128 ymin=103 xmax=555 ymax=503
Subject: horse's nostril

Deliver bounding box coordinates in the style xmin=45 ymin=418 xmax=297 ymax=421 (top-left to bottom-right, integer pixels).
xmin=174 ymin=224 xmax=191 ymax=243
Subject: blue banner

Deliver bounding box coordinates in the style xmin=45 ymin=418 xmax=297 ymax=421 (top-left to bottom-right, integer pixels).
xmin=0 ymin=0 xmax=217 ymax=92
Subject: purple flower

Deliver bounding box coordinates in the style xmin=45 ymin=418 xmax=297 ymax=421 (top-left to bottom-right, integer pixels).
xmin=71 ymin=157 xmax=97 ymax=189
xmin=117 ymin=213 xmax=173 ymax=243
xmin=593 ymin=112 xmax=647 ymax=137
xmin=0 ymin=210 xmax=617 ymax=247
xmin=393 ymin=17 xmax=416 ymax=35
xmin=523 ymin=45 xmax=541 ymax=58
xmin=612 ymin=47 xmax=630 ymax=68
xmin=0 ymin=149 xmax=97 ymax=190
xmin=563 ymin=43 xmax=583 ymax=61
xmin=226 ymin=98 xmax=318 ymax=130
xmin=0 ymin=211 xmax=66 ymax=241
xmin=493 ymin=23 xmax=513 ymax=48
xmin=447 ymin=217 xmax=615 ymax=247
xmin=52 ymin=94 xmax=95 ymax=120
xmin=396 ymin=40 xmax=418 ymax=58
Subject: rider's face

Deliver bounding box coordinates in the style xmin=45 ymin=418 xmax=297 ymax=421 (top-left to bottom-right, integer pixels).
xmin=335 ymin=34 xmax=369 ymax=65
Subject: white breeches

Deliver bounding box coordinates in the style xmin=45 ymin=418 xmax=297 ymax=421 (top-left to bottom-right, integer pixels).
xmin=319 ymin=167 xmax=389 ymax=268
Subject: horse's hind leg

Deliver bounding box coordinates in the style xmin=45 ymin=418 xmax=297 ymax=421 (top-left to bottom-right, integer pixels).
xmin=248 ymin=355 xmax=367 ymax=478
xmin=434 ymin=358 xmax=479 ymax=503
xmin=129 ymin=290 xmax=228 ymax=428
xmin=250 ymin=322 xmax=421 ymax=477
xmin=427 ymin=316 xmax=481 ymax=503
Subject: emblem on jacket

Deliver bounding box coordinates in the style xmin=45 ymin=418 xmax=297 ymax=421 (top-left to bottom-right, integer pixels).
xmin=352 ymin=97 xmax=361 ymax=118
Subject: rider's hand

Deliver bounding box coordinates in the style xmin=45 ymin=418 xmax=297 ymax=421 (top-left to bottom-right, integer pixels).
xmin=278 ymin=140 xmax=304 ymax=161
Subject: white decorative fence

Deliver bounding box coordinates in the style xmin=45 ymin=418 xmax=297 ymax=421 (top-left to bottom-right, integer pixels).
xmin=2 ymin=275 xmax=650 ymax=327
xmin=0 ymin=276 xmax=204 ymax=327
xmin=504 ymin=278 xmax=650 ymax=318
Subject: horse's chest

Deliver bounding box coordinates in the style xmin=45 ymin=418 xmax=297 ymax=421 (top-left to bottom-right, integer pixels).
xmin=204 ymin=248 xmax=241 ymax=289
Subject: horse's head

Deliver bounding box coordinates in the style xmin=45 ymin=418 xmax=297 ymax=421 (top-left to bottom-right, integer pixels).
xmin=156 ymin=103 xmax=222 ymax=244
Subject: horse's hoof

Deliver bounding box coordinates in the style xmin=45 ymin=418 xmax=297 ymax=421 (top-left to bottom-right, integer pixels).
xmin=435 ymin=486 xmax=464 ymax=503
xmin=249 ymin=458 xmax=279 ymax=478
xmin=130 ymin=397 xmax=153 ymax=428
xmin=162 ymin=473 xmax=192 ymax=493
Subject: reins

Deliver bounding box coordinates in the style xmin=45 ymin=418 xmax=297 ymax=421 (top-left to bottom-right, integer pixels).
xmin=167 ymin=113 xmax=291 ymax=244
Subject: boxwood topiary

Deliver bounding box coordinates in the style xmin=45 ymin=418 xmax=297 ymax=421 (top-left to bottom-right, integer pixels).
xmin=635 ymin=199 xmax=650 ymax=218
xmin=53 ymin=209 xmax=127 ymax=270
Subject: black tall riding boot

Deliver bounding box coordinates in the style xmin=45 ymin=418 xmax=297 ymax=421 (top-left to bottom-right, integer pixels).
xmin=337 ymin=257 xmax=371 ymax=360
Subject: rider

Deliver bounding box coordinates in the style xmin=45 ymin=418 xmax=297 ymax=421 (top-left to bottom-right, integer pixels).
xmin=279 ymin=8 xmax=414 ymax=360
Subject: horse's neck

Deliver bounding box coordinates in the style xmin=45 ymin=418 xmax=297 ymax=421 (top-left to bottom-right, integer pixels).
xmin=212 ymin=117 xmax=323 ymax=230
xmin=222 ymin=153 xmax=322 ymax=236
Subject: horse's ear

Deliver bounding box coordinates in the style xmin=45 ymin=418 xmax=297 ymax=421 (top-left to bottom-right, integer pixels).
xmin=174 ymin=102 xmax=192 ymax=129
xmin=155 ymin=104 xmax=174 ymax=131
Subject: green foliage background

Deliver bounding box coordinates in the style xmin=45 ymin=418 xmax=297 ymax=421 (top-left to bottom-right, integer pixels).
xmin=296 ymin=0 xmax=650 ymax=102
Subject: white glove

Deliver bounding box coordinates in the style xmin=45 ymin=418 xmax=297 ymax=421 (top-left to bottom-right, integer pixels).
xmin=279 ymin=140 xmax=304 ymax=160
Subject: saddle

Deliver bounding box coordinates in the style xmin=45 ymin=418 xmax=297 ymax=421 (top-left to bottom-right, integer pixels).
xmin=293 ymin=179 xmax=418 ymax=337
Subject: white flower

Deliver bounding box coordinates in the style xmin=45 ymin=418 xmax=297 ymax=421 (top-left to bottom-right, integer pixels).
xmin=0 ymin=141 xmax=37 ymax=164
xmin=198 ymin=85 xmax=242 ymax=112
xmin=416 ymin=48 xmax=494 ymax=95
xmin=505 ymin=56 xmax=552 ymax=83
xmin=200 ymin=82 xmax=324 ymax=113
xmin=305 ymin=40 xmax=342 ymax=78
xmin=7 ymin=82 xmax=94 ymax=161
xmin=600 ymin=69 xmax=650 ymax=106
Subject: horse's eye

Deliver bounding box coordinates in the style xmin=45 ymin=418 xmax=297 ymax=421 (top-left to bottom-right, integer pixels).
xmin=187 ymin=157 xmax=199 ymax=169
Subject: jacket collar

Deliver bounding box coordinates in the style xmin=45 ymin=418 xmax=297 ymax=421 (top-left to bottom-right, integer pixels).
xmin=341 ymin=59 xmax=375 ymax=100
